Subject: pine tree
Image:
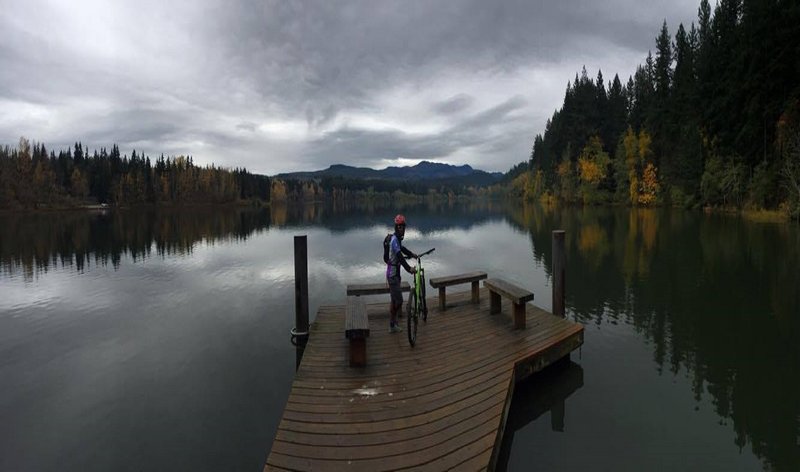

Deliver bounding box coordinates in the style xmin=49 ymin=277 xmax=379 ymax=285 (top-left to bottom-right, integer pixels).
xmin=595 ymin=69 xmax=608 ymax=144
xmin=651 ymin=21 xmax=674 ymax=178
xmin=606 ymin=74 xmax=628 ymax=157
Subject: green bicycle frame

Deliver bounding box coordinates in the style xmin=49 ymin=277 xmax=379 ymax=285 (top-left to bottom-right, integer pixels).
xmin=407 ymin=248 xmax=433 ymax=347
xmin=413 ymin=266 xmax=425 ymax=306
xmin=413 ymin=248 xmax=434 ymax=313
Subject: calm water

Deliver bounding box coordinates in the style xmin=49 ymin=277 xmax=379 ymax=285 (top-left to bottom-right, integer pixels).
xmin=1 ymin=203 xmax=798 ymax=471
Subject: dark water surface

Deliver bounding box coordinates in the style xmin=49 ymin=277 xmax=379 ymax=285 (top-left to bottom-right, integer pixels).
xmin=1 ymin=204 xmax=798 ymax=471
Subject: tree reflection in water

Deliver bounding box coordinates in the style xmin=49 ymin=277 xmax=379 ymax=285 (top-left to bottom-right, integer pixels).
xmin=0 ymin=199 xmax=506 ymax=279
xmin=507 ymin=203 xmax=800 ymax=471
xmin=0 ymin=208 xmax=273 ymax=279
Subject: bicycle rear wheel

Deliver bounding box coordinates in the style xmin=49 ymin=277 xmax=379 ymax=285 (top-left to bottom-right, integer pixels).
xmin=407 ymin=290 xmax=418 ymax=346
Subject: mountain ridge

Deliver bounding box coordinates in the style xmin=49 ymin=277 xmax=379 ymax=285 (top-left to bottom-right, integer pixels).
xmin=275 ymin=160 xmax=503 ymax=185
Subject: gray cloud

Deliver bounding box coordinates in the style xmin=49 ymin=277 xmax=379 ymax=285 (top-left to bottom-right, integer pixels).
xmin=304 ymin=94 xmax=531 ymax=169
xmin=236 ymin=122 xmax=257 ymax=133
xmin=1 ymin=0 xmax=700 ymax=174
xmin=433 ymin=94 xmax=475 ymax=116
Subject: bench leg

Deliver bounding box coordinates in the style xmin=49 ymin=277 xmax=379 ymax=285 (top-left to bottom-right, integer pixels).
xmin=490 ymin=290 xmax=501 ymax=314
xmin=471 ymin=281 xmax=480 ymax=304
xmin=349 ymin=338 xmax=367 ymax=367
xmin=439 ymin=287 xmax=446 ymax=311
xmin=513 ymin=302 xmax=526 ymax=329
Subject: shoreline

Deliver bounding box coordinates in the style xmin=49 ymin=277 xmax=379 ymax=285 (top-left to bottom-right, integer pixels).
xmin=1 ymin=198 xmax=794 ymax=223
xmin=0 ymin=200 xmax=270 ymax=214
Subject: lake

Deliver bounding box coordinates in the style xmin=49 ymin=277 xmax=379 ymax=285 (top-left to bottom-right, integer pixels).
xmin=1 ymin=203 xmax=798 ymax=471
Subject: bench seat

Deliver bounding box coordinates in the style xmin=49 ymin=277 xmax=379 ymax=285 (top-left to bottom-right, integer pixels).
xmin=346 ymin=282 xmax=410 ymax=297
xmin=344 ymin=281 xmax=411 ymax=367
xmin=483 ymin=278 xmax=534 ymax=329
xmin=429 ymin=271 xmax=488 ymax=310
xmin=345 ymin=296 xmax=369 ymax=367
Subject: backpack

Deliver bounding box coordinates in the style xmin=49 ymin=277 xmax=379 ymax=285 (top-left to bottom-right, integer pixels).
xmin=383 ymin=233 xmax=393 ymax=263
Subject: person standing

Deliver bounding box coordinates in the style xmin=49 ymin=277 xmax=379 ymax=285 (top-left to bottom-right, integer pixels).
xmin=386 ymin=214 xmax=417 ymax=333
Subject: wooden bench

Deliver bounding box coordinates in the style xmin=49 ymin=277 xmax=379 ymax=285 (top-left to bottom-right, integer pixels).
xmin=345 ymin=296 xmax=369 ymax=367
xmin=343 ymin=282 xmax=410 ymax=367
xmin=484 ymin=278 xmax=534 ymax=329
xmin=346 ymin=282 xmax=410 ymax=296
xmin=429 ymin=271 xmax=488 ymax=311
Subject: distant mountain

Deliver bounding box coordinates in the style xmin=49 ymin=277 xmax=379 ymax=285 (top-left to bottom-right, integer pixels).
xmin=276 ymin=161 xmax=503 ymax=186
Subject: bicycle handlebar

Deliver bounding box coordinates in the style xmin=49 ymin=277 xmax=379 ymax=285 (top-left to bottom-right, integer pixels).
xmin=417 ymin=248 xmax=435 ymax=258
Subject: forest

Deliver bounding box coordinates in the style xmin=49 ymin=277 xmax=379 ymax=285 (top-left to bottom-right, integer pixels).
xmin=0 ymin=137 xmax=502 ymax=210
xmin=512 ymin=0 xmax=800 ymax=218
xmin=0 ymin=139 xmax=270 ymax=209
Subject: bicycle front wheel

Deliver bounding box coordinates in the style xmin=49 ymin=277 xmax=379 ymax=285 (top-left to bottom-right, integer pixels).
xmin=407 ymin=290 xmax=418 ymax=347
xmin=420 ymin=276 xmax=428 ymax=321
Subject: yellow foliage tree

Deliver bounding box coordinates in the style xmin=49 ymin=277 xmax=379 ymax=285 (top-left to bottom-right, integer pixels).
xmin=629 ymin=171 xmax=639 ymax=206
xmin=617 ymin=128 xmax=657 ymax=206
xmin=577 ymin=136 xmax=609 ymax=185
xmin=556 ymin=159 xmax=571 ymax=179
xmin=556 ymin=151 xmax=576 ymax=202
xmin=270 ymin=179 xmax=287 ymax=202
xmin=510 ymin=172 xmax=529 ymax=197
xmin=577 ymin=136 xmax=610 ymax=203
xmin=70 ymin=168 xmax=88 ymax=197
xmin=638 ymin=163 xmax=660 ymax=205
xmin=578 ymin=158 xmax=604 ymax=184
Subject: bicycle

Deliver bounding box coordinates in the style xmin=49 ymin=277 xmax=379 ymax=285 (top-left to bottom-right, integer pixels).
xmin=407 ymin=248 xmax=434 ymax=347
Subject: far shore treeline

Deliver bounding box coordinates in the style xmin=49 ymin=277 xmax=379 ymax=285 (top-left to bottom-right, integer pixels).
xmin=0 ymin=140 xmax=271 ymax=209
xmin=508 ymin=0 xmax=800 ymax=219
xmin=0 ymin=139 xmax=503 ymax=210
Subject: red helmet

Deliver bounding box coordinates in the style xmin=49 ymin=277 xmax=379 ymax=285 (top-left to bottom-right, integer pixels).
xmin=394 ymin=214 xmax=406 ymax=226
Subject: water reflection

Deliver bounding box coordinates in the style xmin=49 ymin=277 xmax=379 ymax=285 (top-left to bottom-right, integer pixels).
xmin=496 ymin=359 xmax=584 ymax=470
xmin=0 ymin=208 xmax=272 ymax=278
xmin=269 ymin=199 xmax=509 ymax=234
xmin=1 ymin=202 xmax=798 ymax=471
xmin=0 ymin=200 xmax=508 ymax=279
xmin=508 ymin=203 xmax=800 ymax=471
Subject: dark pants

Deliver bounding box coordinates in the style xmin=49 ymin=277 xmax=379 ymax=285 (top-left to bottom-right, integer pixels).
xmin=388 ymin=276 xmax=403 ymax=308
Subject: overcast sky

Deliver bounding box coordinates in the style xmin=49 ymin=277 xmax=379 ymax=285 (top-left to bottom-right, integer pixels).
xmin=1 ymin=0 xmax=700 ymax=175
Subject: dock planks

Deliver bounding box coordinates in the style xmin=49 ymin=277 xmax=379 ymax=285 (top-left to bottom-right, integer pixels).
xmin=266 ymin=287 xmax=584 ymax=471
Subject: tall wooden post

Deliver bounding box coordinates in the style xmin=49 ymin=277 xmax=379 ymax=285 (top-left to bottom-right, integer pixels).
xmin=295 ymin=342 xmax=306 ymax=372
xmin=552 ymin=230 xmax=565 ymax=318
xmin=294 ymin=235 xmax=309 ymax=337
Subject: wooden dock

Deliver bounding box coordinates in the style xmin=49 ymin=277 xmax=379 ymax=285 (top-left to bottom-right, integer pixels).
xmin=266 ymin=287 xmax=584 ymax=471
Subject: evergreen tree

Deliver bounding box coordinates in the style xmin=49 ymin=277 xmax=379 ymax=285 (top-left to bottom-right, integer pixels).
xmin=596 ymin=70 xmax=609 ymax=147
xmin=606 ymin=74 xmax=628 ymax=157
xmin=651 ymin=21 xmax=674 ymax=178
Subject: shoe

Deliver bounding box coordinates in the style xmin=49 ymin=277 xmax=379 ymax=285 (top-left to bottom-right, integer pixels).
xmin=389 ymin=323 xmax=403 ymax=333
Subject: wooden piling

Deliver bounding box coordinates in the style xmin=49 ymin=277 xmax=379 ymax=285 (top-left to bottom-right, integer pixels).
xmin=295 ymin=343 xmax=306 ymax=372
xmin=294 ymin=235 xmax=309 ymax=336
xmin=552 ymin=230 xmax=565 ymax=318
